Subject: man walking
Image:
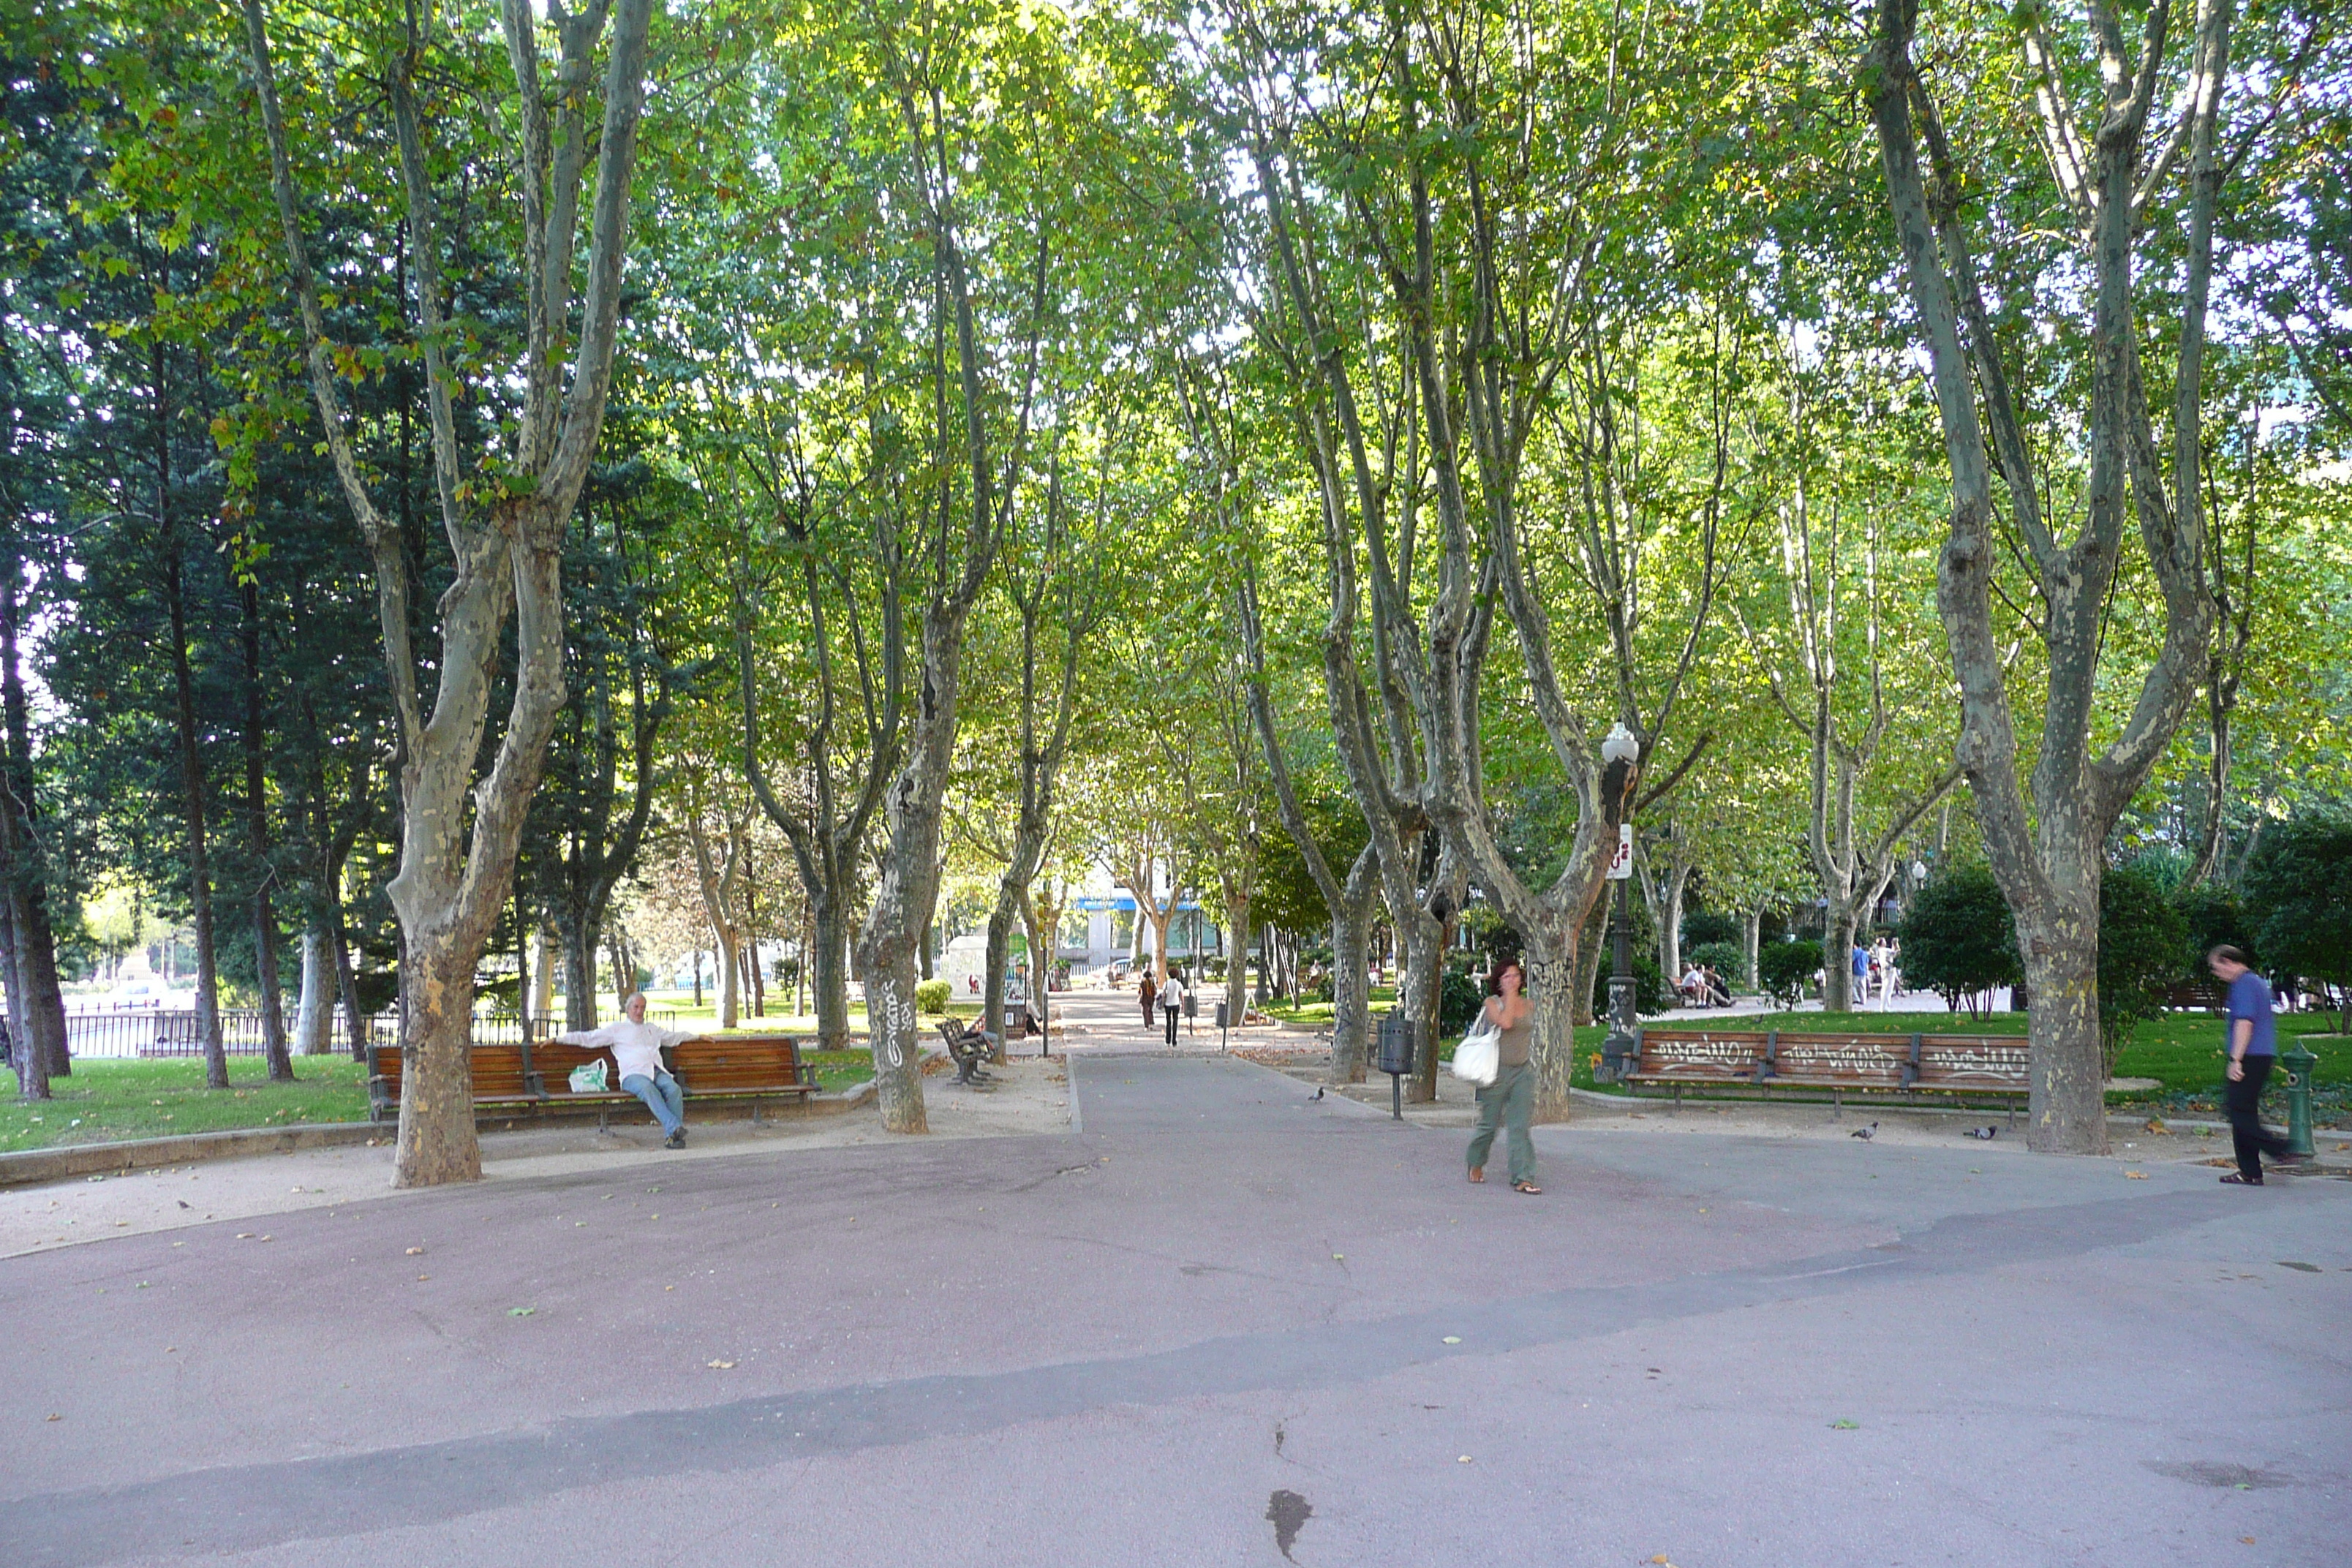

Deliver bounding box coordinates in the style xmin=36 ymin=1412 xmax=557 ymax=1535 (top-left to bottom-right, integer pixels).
xmin=2207 ymin=946 xmax=2304 ymax=1186
xmin=554 ymin=991 xmax=695 ymax=1149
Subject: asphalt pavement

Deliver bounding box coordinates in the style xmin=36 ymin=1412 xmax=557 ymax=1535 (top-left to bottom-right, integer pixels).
xmin=2 ymin=1048 xmax=2345 ymax=1567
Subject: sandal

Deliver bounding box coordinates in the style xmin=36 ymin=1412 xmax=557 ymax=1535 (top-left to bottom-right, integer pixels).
xmin=2219 ymin=1172 xmax=2264 ymax=1186
xmin=1468 ymin=1166 xmax=1485 ymax=1184
xmin=1512 ymin=1180 xmax=1542 ymax=1195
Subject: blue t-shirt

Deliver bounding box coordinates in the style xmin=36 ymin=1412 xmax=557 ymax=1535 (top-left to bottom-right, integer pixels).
xmin=2227 ymin=970 xmax=2276 ymax=1057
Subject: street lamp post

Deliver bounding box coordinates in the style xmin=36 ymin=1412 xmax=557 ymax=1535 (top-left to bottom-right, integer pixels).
xmin=1597 ymin=723 xmax=1642 ymax=1084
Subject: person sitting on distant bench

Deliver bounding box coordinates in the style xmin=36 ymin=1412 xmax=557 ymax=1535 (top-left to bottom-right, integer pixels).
xmin=553 ymin=992 xmax=693 ymax=1148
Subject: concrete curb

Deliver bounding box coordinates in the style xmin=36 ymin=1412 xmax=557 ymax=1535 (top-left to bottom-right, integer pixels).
xmin=0 ymin=1080 xmax=881 ymax=1189
xmin=0 ymin=1122 xmax=386 ymax=1188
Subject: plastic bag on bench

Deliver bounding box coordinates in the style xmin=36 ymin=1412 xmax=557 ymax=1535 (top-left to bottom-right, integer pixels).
xmin=569 ymin=1060 xmax=608 ymax=1094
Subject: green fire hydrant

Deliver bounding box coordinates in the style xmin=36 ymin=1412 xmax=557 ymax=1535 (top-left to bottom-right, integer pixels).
xmin=2279 ymin=1041 xmax=2318 ymax=1158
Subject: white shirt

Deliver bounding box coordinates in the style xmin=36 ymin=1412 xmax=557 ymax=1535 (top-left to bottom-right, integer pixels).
xmin=554 ymin=1018 xmax=691 ymax=1084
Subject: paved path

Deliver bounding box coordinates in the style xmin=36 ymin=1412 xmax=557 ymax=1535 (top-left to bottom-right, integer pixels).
xmin=3 ymin=1055 xmax=2345 ymax=1566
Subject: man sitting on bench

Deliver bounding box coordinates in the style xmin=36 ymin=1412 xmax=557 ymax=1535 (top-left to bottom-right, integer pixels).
xmin=938 ymin=1017 xmax=997 ymax=1086
xmin=554 ymin=992 xmax=695 ymax=1147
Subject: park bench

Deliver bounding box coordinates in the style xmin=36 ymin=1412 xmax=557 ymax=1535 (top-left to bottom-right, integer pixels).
xmin=365 ymin=1040 xmax=540 ymax=1122
xmin=366 ymin=1034 xmax=818 ymax=1127
xmin=137 ymin=1012 xmax=205 ymax=1058
xmin=936 ymin=1019 xmax=995 ymax=1087
xmin=2162 ymin=979 xmax=2225 ymax=1013
xmin=1626 ymin=1026 xmax=2030 ymax=1122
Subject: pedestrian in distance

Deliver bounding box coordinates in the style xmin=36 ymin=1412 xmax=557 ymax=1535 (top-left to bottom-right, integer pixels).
xmin=552 ymin=991 xmax=693 ymax=1148
xmin=1466 ymin=958 xmax=1539 ymax=1194
xmin=1137 ymin=970 xmax=1157 ymax=1029
xmin=2207 ymin=946 xmax=2307 ymax=1185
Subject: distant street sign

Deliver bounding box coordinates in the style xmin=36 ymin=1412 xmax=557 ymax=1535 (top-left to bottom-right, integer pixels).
xmin=1606 ymin=822 xmax=1634 ymax=881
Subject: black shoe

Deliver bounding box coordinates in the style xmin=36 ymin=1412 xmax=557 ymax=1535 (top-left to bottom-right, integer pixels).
xmin=664 ymin=1130 xmax=685 ymax=1149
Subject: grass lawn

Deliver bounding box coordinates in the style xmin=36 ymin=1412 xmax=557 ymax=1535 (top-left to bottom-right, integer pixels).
xmin=1 ymin=1055 xmax=372 ymax=1154
xmin=1262 ymin=986 xmax=1401 ymax=1027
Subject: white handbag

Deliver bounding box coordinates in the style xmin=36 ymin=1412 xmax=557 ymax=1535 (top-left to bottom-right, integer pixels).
xmin=1450 ymin=1019 xmax=1501 ymax=1087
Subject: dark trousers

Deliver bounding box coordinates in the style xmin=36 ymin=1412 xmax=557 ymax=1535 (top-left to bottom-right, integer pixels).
xmin=2225 ymin=1054 xmax=2292 ymax=1180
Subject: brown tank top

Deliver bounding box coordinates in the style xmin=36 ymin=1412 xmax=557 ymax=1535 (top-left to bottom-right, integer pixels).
xmin=1493 ymin=1003 xmax=1531 ymax=1067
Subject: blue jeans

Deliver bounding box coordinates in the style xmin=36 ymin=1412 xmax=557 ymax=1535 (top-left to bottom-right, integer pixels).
xmin=621 ymin=1071 xmax=685 ymax=1136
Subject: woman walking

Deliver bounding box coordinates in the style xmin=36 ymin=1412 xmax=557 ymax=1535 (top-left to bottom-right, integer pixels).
xmin=1467 ymin=959 xmax=1539 ymax=1194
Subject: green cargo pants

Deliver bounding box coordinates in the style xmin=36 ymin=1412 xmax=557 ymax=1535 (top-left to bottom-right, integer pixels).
xmin=1467 ymin=1060 xmax=1535 ymax=1185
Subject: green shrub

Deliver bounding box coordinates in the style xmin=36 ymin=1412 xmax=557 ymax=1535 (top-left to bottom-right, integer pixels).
xmin=2170 ymin=881 xmax=2254 ymax=979
xmin=1756 ymin=940 xmax=1823 ymax=1009
xmin=2242 ymin=806 xmax=2352 ymax=1030
xmin=2100 ymin=862 xmax=2190 ymax=1076
xmin=913 ymin=979 xmax=951 ymax=1015
xmin=1897 ymin=867 xmax=2021 ymax=1013
xmin=1439 ymin=968 xmax=1484 ymax=1033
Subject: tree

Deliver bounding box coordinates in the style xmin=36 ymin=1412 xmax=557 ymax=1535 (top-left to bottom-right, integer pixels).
xmin=1864 ymin=0 xmax=2231 ymax=1150
xmin=1735 ymin=355 xmax=1960 ymax=1009
xmin=245 ymin=0 xmax=660 ymax=1185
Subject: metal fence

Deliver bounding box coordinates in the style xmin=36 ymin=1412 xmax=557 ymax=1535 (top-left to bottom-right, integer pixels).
xmin=2 ymin=1008 xmax=680 ymax=1062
